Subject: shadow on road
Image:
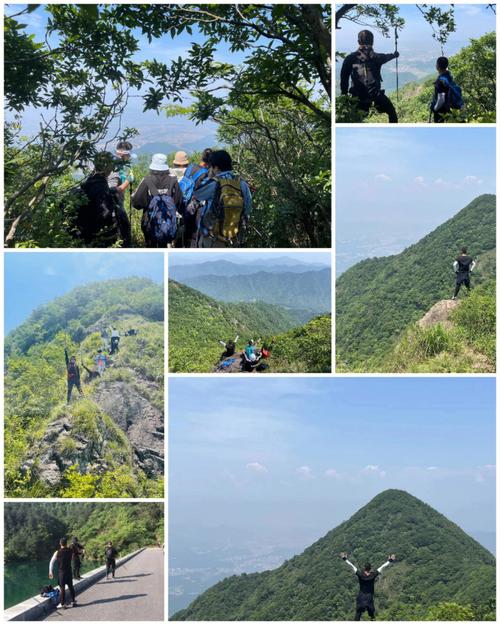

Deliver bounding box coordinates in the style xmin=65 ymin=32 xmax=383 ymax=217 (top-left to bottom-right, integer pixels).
xmin=117 ymin=573 xmax=152 ymax=578
xmin=96 ymin=579 xmax=137 ymax=584
xmin=77 ymin=593 xmax=147 ymax=607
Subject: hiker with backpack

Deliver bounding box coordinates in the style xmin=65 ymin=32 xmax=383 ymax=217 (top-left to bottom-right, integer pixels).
xmin=105 ymin=542 xmax=119 ymax=579
xmin=76 ymin=152 xmax=120 ymax=246
xmin=340 ymin=30 xmax=399 ymax=123
xmin=49 ymin=537 xmax=78 ymax=609
xmin=110 ymin=327 xmax=120 ymax=355
xmin=452 ymin=247 xmax=476 ymax=299
xmin=178 ymin=148 xmax=212 ymax=247
xmin=340 ymin=552 xmax=396 ymax=621
xmin=71 ymin=537 xmax=85 ymax=580
xmin=65 ymin=348 xmax=83 ymax=403
xmin=132 ymin=153 xmax=183 ymax=247
xmin=95 ymin=349 xmax=109 ymax=376
xmin=430 ymin=57 xmax=464 ymax=123
xmin=194 ymin=150 xmax=252 ymax=247
xmin=107 ymin=140 xmax=134 ymax=246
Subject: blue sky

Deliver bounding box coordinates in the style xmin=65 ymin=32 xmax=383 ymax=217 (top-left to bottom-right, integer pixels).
xmin=336 ymin=127 xmax=496 ymax=255
xmin=336 ymin=4 xmax=495 ymax=59
xmin=4 ymin=252 xmax=163 ymax=333
xmin=169 ymin=252 xmax=331 ymax=267
xmin=5 ymin=6 xmax=245 ymax=145
xmin=170 ymin=377 xmax=495 ymax=543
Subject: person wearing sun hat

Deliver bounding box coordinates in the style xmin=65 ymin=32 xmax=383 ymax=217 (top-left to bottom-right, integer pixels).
xmin=132 ymin=153 xmax=183 ymax=246
xmin=170 ymin=150 xmax=190 ymax=181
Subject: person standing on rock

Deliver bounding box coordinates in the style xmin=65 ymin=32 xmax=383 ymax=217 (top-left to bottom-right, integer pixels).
xmin=105 ymin=541 xmax=119 ymax=579
xmin=339 ymin=552 xmax=396 ymax=621
xmin=65 ymin=348 xmax=83 ymax=403
xmin=452 ymin=247 xmax=476 ymax=299
xmin=110 ymin=327 xmax=120 ymax=354
xmin=49 ymin=537 xmax=78 ymax=609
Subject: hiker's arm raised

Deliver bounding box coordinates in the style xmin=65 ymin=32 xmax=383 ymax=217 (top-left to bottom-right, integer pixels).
xmin=64 ymin=348 xmax=69 ymax=366
xmin=340 ymin=552 xmax=357 ymax=573
xmin=378 ymin=555 xmax=396 ymax=573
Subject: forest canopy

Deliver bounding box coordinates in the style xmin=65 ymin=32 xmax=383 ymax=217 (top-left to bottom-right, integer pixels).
xmin=5 ymin=4 xmax=331 ymax=248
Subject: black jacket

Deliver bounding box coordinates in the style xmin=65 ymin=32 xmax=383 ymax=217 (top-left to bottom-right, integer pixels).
xmin=132 ymin=172 xmax=183 ymax=211
xmin=341 ymin=46 xmax=398 ymax=99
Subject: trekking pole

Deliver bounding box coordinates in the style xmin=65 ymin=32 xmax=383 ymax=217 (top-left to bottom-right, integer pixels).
xmin=394 ymin=26 xmax=399 ymax=106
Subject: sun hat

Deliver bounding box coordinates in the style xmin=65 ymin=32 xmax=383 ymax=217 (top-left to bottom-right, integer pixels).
xmin=150 ymin=153 xmax=169 ymax=171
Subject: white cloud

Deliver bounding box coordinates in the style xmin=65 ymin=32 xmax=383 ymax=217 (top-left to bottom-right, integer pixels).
xmin=426 ymin=466 xmax=438 ymax=471
xmin=464 ymin=175 xmax=483 ymax=185
xmin=414 ymin=176 xmax=427 ymax=187
xmin=434 ymin=178 xmax=447 ymax=186
xmin=325 ymin=468 xmax=340 ymax=479
xmin=296 ymin=465 xmax=314 ymax=479
xmin=246 ymin=462 xmax=268 ymax=474
xmin=363 ymin=465 xmax=386 ymax=478
xmin=375 ymin=174 xmax=392 ymax=182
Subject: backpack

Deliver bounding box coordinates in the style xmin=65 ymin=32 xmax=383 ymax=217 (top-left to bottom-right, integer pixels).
xmin=440 ymin=74 xmax=464 ymax=110
xmin=350 ymin=49 xmax=382 ymax=99
xmin=202 ymin=178 xmax=245 ymax=242
xmin=145 ymin=179 xmax=177 ymax=245
xmin=178 ymin=164 xmax=208 ymax=206
xmin=75 ymin=175 xmax=118 ymax=244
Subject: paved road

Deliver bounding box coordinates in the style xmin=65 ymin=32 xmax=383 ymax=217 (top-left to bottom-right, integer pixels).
xmin=44 ymin=548 xmax=164 ymax=621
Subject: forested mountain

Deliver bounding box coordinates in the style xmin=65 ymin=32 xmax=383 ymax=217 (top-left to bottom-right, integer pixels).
xmin=169 ymin=281 xmax=331 ymax=373
xmin=4 ymin=502 xmax=163 ymax=562
xmin=5 ymin=278 xmax=164 ymax=497
xmin=172 ymin=490 xmax=495 ymax=621
xmin=173 ymin=268 xmax=331 ymax=314
xmin=336 ymin=194 xmax=496 ymax=371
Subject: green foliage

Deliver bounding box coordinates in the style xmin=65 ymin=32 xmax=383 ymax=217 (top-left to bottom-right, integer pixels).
xmin=4 ymin=502 xmax=163 ymax=563
xmin=169 ymin=281 xmax=331 ymax=373
xmin=172 ymin=490 xmax=495 ymax=621
xmin=336 ymin=195 xmax=496 ymax=371
xmin=4 ymin=278 xmax=164 ymax=497
xmin=270 ymin=316 xmax=332 ymax=373
xmin=215 ymin=97 xmax=331 ymax=247
xmin=425 ymin=602 xmax=476 ymax=621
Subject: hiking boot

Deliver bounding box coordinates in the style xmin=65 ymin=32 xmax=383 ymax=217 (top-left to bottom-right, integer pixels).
xmin=62 ymin=605 xmax=69 ymax=610
xmin=451 ymin=296 xmax=457 ymax=300
xmin=72 ymin=601 xmax=78 ymax=607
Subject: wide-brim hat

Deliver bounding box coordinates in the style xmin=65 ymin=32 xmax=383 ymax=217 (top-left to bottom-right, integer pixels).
xmin=150 ymin=153 xmax=169 ymax=171
xmin=173 ymin=150 xmax=189 ymax=166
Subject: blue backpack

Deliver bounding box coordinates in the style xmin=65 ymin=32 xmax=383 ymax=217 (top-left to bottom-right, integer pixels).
xmin=178 ymin=164 xmax=208 ymax=205
xmin=440 ymin=74 xmax=464 ymax=110
xmin=145 ymin=179 xmax=177 ymax=245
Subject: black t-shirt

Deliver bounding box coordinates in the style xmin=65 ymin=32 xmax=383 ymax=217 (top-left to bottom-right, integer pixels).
xmin=105 ymin=547 xmax=118 ymax=561
xmin=356 ymin=570 xmax=379 ymax=594
xmin=456 ymin=255 xmax=473 ymax=273
xmin=57 ymin=547 xmax=74 ymax=573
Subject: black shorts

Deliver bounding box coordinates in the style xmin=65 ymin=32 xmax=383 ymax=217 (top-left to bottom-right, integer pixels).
xmin=356 ymin=592 xmax=375 ymax=610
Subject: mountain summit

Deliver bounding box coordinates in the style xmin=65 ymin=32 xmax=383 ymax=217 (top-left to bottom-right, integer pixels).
xmin=172 ymin=489 xmax=495 ymax=621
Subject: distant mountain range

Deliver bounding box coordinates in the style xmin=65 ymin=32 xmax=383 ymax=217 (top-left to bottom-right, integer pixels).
xmin=135 ymin=135 xmax=219 ymax=157
xmin=169 ymin=260 xmax=331 ymax=314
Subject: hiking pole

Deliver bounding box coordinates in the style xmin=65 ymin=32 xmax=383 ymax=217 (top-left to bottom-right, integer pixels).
xmin=394 ymin=26 xmax=399 ymax=106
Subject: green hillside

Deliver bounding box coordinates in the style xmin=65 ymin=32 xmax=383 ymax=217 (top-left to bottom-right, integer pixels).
xmin=172 ymin=490 xmax=495 ymax=621
xmin=169 ymin=281 xmax=331 ymax=373
xmin=5 ymin=278 xmax=164 ymax=498
xmin=337 ymin=33 xmax=495 ymax=123
xmin=178 ymin=268 xmax=331 ymax=315
xmin=336 ymin=194 xmax=496 ymax=371
xmin=4 ymin=502 xmax=163 ymax=563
